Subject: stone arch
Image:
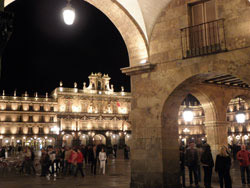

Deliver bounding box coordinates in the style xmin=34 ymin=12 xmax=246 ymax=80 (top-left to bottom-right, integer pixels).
xmin=63 ymin=134 xmax=73 ymax=146
xmin=161 ymin=77 xmax=218 ymax=187
xmin=93 ymin=134 xmax=106 ymax=145
xmin=4 ymin=0 xmax=148 ymax=67
xmin=2 ymin=137 xmax=10 ymax=146
xmin=129 ymin=53 xmax=250 ymax=187
xmin=79 ymin=134 xmax=89 ymax=145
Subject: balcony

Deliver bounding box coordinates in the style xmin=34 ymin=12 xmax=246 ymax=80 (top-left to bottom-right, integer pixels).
xmin=180 ymin=19 xmax=227 ymax=59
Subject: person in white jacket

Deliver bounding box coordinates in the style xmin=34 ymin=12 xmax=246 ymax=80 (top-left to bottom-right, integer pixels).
xmin=99 ymin=148 xmax=107 ymax=174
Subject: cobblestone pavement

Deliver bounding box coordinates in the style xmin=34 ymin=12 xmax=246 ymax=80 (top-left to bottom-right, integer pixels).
xmin=0 ymin=156 xmax=249 ymax=188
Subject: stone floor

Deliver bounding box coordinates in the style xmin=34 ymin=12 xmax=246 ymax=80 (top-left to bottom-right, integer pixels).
xmin=0 ymin=154 xmax=249 ymax=188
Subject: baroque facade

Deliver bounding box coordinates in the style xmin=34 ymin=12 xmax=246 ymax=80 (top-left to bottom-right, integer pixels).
xmin=178 ymin=97 xmax=250 ymax=145
xmin=0 ymin=73 xmax=131 ymax=148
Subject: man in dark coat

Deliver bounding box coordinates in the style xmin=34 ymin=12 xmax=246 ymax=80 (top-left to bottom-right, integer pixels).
xmin=185 ymin=142 xmax=199 ymax=187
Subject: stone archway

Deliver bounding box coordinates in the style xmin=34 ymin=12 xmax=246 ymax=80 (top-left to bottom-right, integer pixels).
xmin=4 ymin=0 xmax=148 ymax=67
xmin=129 ymin=53 xmax=250 ymax=187
xmin=93 ymin=134 xmax=106 ymax=145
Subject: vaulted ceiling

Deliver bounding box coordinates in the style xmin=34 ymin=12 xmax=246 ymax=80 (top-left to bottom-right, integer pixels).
xmin=4 ymin=0 xmax=171 ymax=42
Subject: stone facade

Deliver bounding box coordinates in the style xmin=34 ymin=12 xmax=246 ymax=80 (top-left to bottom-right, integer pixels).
xmin=0 ymin=73 xmax=131 ymax=148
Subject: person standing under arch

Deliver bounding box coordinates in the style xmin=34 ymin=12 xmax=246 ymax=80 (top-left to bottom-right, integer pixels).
xmin=215 ymin=146 xmax=232 ymax=188
xmin=185 ymin=142 xmax=199 ymax=187
xmin=200 ymin=144 xmax=214 ymax=188
xmin=237 ymin=144 xmax=250 ymax=185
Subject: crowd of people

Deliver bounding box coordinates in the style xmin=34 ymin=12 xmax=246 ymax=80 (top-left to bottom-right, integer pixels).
xmin=3 ymin=141 xmax=250 ymax=187
xmin=0 ymin=144 xmax=130 ymax=178
xmin=180 ymin=142 xmax=250 ymax=188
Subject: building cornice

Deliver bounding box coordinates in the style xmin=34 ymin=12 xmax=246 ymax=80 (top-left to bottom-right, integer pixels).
xmin=121 ymin=63 xmax=155 ymax=76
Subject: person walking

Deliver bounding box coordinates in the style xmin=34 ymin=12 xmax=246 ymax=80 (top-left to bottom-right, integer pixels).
xmin=40 ymin=149 xmax=49 ymax=177
xmin=74 ymin=148 xmax=84 ymax=177
xmin=69 ymin=149 xmax=78 ymax=176
xmin=99 ymin=148 xmax=107 ymax=175
xmin=47 ymin=147 xmax=56 ymax=176
xmin=237 ymin=144 xmax=250 ymax=185
xmin=215 ymin=146 xmax=232 ymax=188
xmin=63 ymin=147 xmax=71 ymax=175
xmin=185 ymin=142 xmax=199 ymax=188
xmin=200 ymin=144 xmax=214 ymax=188
xmin=89 ymin=145 xmax=97 ymax=175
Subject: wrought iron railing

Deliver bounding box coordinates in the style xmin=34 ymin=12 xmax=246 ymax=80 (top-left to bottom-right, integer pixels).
xmin=180 ymin=19 xmax=227 ymax=59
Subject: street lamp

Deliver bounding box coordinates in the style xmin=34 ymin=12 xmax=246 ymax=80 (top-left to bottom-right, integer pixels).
xmin=236 ymin=98 xmax=246 ymax=124
xmin=183 ymin=108 xmax=194 ymax=122
xmin=63 ymin=0 xmax=75 ymax=25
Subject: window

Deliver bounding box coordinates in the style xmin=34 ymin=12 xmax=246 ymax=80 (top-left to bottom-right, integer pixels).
xmin=97 ymin=81 xmax=102 ymax=90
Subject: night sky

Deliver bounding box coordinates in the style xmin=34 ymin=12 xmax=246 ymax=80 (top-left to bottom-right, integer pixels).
xmin=0 ymin=0 xmax=130 ymax=96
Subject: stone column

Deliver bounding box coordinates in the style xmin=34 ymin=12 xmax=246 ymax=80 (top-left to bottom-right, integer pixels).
xmin=130 ymin=126 xmax=180 ymax=188
xmin=205 ymin=121 xmax=228 ymax=157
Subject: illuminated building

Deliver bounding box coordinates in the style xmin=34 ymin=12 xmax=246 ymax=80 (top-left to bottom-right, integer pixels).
xmin=0 ymin=73 xmax=131 ymax=148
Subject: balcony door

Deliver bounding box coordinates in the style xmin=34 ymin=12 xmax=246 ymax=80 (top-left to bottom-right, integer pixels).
xmin=190 ymin=0 xmax=217 ymax=49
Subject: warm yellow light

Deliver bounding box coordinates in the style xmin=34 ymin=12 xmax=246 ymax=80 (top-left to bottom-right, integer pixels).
xmin=88 ymin=106 xmax=93 ymax=113
xmin=60 ymin=105 xmax=66 ymax=112
xmin=1 ymin=128 xmax=5 ymax=134
xmin=72 ymin=105 xmax=81 ymax=112
xmin=118 ymin=107 xmax=128 ymax=114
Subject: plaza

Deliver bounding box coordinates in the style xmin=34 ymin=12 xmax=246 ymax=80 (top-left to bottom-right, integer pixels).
xmin=2 ymin=0 xmax=250 ymax=187
xmin=0 ymin=154 xmax=248 ymax=188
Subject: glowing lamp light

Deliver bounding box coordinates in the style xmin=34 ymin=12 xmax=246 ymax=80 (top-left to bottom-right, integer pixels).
xmin=51 ymin=126 xmax=60 ymax=133
xmin=236 ymin=135 xmax=241 ymax=140
xmin=236 ymin=112 xmax=246 ymax=123
xmin=183 ymin=128 xmax=190 ymax=133
xmin=63 ymin=0 xmax=75 ymax=25
xmin=140 ymin=59 xmax=147 ymax=64
xmin=183 ymin=108 xmax=194 ymax=122
xmin=244 ymin=135 xmax=249 ymax=140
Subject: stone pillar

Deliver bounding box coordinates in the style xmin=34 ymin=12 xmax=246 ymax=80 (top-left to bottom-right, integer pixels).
xmin=130 ymin=126 xmax=180 ymax=188
xmin=205 ymin=121 xmax=228 ymax=157
xmin=130 ymin=136 xmax=165 ymax=188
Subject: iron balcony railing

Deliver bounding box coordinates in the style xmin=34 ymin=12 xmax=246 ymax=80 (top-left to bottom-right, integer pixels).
xmin=180 ymin=19 xmax=227 ymax=59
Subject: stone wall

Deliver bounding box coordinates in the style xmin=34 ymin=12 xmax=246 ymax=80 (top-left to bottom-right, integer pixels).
xmin=130 ymin=0 xmax=250 ymax=187
xmin=150 ymin=0 xmax=250 ymax=64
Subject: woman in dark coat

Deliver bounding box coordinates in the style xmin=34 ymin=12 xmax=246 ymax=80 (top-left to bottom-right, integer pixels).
xmin=201 ymin=144 xmax=214 ymax=188
xmin=215 ymin=146 xmax=232 ymax=188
